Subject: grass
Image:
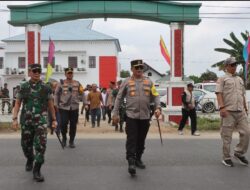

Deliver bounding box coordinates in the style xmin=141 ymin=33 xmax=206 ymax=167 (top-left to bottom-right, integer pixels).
xmin=171 ymin=117 xmax=220 ymax=131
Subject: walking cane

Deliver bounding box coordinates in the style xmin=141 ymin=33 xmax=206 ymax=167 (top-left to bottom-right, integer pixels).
xmin=156 ymin=118 xmax=163 ymax=146
xmin=55 ymin=131 xmax=64 ymax=149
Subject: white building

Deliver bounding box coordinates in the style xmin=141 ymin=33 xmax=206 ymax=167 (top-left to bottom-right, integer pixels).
xmin=0 ymin=19 xmax=121 ymax=98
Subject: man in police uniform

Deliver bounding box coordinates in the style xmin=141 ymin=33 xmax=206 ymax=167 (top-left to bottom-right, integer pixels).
xmin=1 ymin=83 xmax=11 ymax=114
xmin=216 ymin=57 xmax=250 ymax=167
xmin=12 ymin=64 xmax=57 ymax=182
xmin=54 ymin=67 xmax=84 ymax=148
xmin=113 ymin=59 xmax=161 ymax=176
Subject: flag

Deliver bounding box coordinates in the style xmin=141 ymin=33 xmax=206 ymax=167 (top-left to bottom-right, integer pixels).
xmin=160 ymin=35 xmax=171 ymax=65
xmin=243 ymin=35 xmax=250 ymax=81
xmin=45 ymin=38 xmax=55 ymax=83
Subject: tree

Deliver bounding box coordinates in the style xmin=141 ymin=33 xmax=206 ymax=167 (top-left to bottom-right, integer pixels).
xmin=212 ymin=31 xmax=249 ymax=82
xmin=120 ymin=70 xmax=130 ymax=78
xmin=200 ymin=70 xmax=218 ymax=82
xmin=188 ymin=75 xmax=201 ymax=83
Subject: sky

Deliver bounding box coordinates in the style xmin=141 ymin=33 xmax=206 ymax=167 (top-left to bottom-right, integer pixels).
xmin=1 ymin=1 xmax=250 ymax=77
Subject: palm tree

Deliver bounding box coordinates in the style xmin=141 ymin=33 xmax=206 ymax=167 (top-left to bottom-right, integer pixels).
xmin=212 ymin=31 xmax=249 ymax=77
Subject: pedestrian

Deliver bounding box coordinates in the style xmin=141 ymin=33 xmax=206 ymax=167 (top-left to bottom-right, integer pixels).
xmin=101 ymin=88 xmax=108 ymax=121
xmin=106 ymin=81 xmax=116 ymax=124
xmin=114 ymin=80 xmax=125 ymax=132
xmin=1 ymin=83 xmax=11 ymax=114
xmin=112 ymin=59 xmax=161 ymax=176
xmin=81 ymin=84 xmax=91 ymax=123
xmin=12 ymin=64 xmax=57 ymax=182
xmin=12 ymin=85 xmax=20 ymax=108
xmin=178 ymin=83 xmax=200 ymax=136
xmin=54 ymin=67 xmax=84 ymax=148
xmin=215 ymin=57 xmax=250 ymax=167
xmin=86 ymin=84 xmax=103 ymax=128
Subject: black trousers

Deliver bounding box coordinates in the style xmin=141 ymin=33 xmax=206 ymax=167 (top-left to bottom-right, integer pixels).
xmin=125 ymin=117 xmax=150 ymax=160
xmin=59 ymin=109 xmax=79 ymax=143
xmin=178 ymin=108 xmax=197 ymax=134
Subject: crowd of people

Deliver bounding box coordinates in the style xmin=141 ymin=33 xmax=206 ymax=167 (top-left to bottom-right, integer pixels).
xmin=9 ymin=56 xmax=250 ymax=182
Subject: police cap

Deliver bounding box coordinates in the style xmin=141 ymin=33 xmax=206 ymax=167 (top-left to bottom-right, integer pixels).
xmin=187 ymin=83 xmax=194 ymax=88
xmin=64 ymin=67 xmax=73 ymax=73
xmin=224 ymin=57 xmax=238 ymax=65
xmin=131 ymin=59 xmax=143 ymax=67
xmin=30 ymin=64 xmax=41 ymax=70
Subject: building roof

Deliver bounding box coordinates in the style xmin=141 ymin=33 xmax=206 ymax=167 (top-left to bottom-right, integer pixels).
xmin=2 ymin=19 xmax=121 ymax=51
xmin=143 ymin=62 xmax=165 ymax=77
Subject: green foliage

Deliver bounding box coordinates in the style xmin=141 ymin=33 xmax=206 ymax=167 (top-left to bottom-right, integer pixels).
xmin=199 ymin=69 xmax=218 ymax=82
xmin=212 ymin=31 xmax=249 ymax=79
xmin=120 ymin=70 xmax=130 ymax=78
xmin=171 ymin=117 xmax=220 ymax=131
xmin=189 ymin=75 xmax=202 ymax=83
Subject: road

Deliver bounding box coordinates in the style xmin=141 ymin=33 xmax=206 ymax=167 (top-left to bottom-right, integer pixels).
xmin=0 ymin=138 xmax=250 ymax=190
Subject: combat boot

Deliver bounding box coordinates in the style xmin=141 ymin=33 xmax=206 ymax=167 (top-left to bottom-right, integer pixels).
xmin=128 ymin=158 xmax=136 ymax=176
xmin=25 ymin=157 xmax=33 ymax=171
xmin=33 ymin=162 xmax=44 ymax=182
xmin=136 ymin=155 xmax=146 ymax=169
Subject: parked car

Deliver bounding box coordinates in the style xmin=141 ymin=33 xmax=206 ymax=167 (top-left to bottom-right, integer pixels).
xmin=193 ymin=88 xmax=218 ymax=113
xmin=159 ymin=88 xmax=218 ymax=113
xmin=194 ymin=82 xmax=217 ymax=93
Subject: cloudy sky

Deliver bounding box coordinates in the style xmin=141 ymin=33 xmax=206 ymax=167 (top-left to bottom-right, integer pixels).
xmin=1 ymin=1 xmax=250 ymax=77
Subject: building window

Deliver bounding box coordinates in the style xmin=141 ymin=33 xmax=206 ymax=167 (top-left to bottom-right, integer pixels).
xmin=0 ymin=57 xmax=3 ymax=69
xmin=89 ymin=56 xmax=96 ymax=68
xmin=68 ymin=56 xmax=78 ymax=68
xmin=148 ymin=72 xmax=152 ymax=77
xmin=43 ymin=57 xmax=55 ymax=68
xmin=18 ymin=57 xmax=25 ymax=69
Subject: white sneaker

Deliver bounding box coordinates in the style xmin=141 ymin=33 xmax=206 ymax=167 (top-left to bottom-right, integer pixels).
xmin=178 ymin=130 xmax=183 ymax=135
xmin=192 ymin=131 xmax=200 ymax=136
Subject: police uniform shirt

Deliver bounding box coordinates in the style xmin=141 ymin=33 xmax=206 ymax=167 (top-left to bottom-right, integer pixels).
xmin=215 ymin=72 xmax=245 ymax=111
xmin=113 ymin=76 xmax=160 ymax=120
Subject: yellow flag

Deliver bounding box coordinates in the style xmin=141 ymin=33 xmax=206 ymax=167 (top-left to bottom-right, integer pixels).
xmin=45 ymin=64 xmax=52 ymax=83
xmin=151 ymin=84 xmax=159 ymax=97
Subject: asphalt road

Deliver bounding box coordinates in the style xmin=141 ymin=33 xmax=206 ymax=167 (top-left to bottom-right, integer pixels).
xmin=0 ymin=138 xmax=250 ymax=190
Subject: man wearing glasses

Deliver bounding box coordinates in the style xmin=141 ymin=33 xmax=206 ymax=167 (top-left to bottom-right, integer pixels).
xmin=112 ymin=59 xmax=161 ymax=176
xmin=12 ymin=64 xmax=57 ymax=182
xmin=54 ymin=67 xmax=84 ymax=148
xmin=216 ymin=57 xmax=250 ymax=167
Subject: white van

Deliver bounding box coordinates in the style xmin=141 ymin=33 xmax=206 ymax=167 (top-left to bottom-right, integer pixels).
xmin=194 ymin=82 xmax=217 ymax=93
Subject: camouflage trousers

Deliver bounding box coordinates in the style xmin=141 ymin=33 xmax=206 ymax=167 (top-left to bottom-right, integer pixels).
xmin=21 ymin=124 xmax=47 ymax=164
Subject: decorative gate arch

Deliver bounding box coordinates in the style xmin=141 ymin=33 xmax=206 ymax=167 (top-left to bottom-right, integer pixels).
xmin=8 ymin=1 xmax=201 ymax=124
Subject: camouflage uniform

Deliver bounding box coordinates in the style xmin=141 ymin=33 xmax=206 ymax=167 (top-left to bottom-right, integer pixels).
xmin=17 ymin=80 xmax=52 ymax=164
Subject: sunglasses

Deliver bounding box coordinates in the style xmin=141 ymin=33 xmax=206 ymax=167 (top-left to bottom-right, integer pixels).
xmin=32 ymin=69 xmax=41 ymax=74
xmin=134 ymin=65 xmax=144 ymax=70
xmin=67 ymin=72 xmax=73 ymax=74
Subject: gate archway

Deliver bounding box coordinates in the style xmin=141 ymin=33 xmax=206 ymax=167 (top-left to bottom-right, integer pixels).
xmin=8 ymin=1 xmax=201 ymax=123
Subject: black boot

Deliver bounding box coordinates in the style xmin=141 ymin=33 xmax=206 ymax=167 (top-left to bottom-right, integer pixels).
xmin=69 ymin=140 xmax=75 ymax=148
xmin=128 ymin=158 xmax=136 ymax=176
xmin=25 ymin=158 xmax=33 ymax=171
xmin=33 ymin=162 xmax=44 ymax=182
xmin=136 ymin=155 xmax=146 ymax=169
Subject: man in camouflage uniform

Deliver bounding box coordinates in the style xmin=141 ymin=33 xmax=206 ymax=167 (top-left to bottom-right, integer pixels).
xmin=216 ymin=57 xmax=250 ymax=167
xmin=12 ymin=64 xmax=57 ymax=182
xmin=113 ymin=59 xmax=161 ymax=176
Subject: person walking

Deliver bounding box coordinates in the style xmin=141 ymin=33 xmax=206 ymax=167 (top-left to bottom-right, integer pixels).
xmin=101 ymin=88 xmax=108 ymax=121
xmin=178 ymin=83 xmax=200 ymax=136
xmin=54 ymin=67 xmax=84 ymax=148
xmin=112 ymin=59 xmax=161 ymax=176
xmin=1 ymin=83 xmax=11 ymax=114
xmin=12 ymin=64 xmax=57 ymax=182
xmin=216 ymin=57 xmax=250 ymax=167
xmin=86 ymin=84 xmax=103 ymax=128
